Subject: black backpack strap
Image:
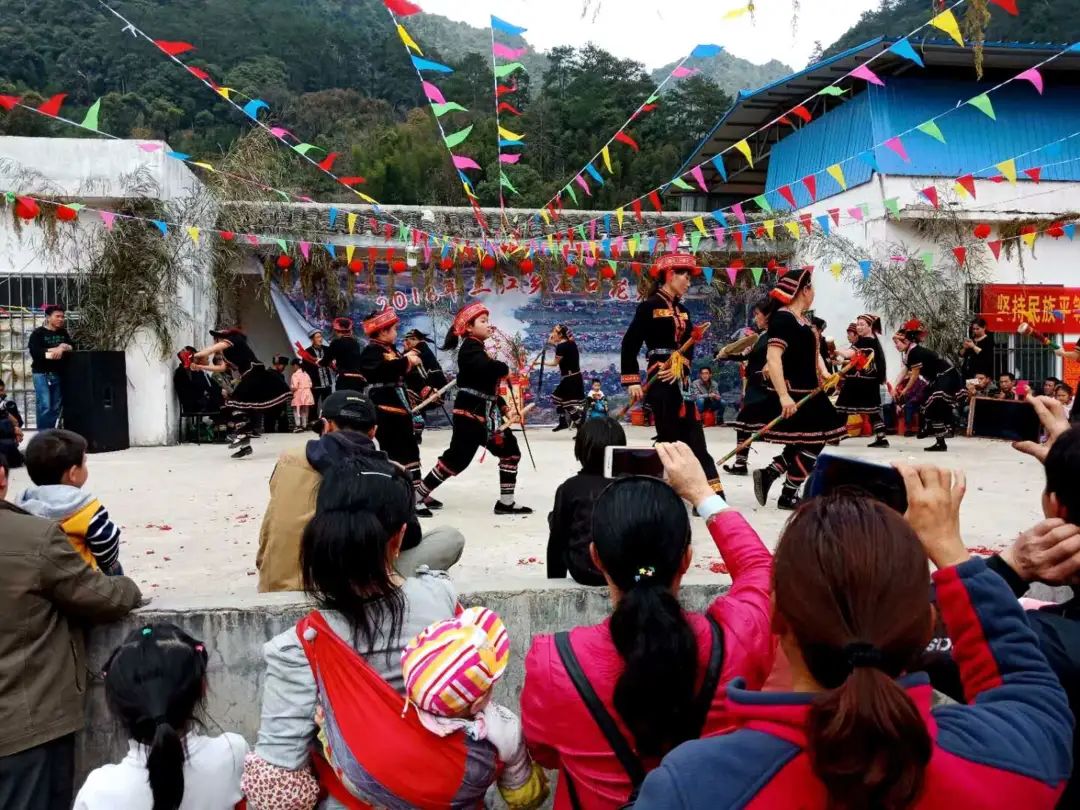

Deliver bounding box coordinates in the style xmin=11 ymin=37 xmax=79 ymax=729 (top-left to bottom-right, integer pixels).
xmin=553 ymin=631 xmax=647 ymax=787
xmin=692 ymin=615 xmax=726 ymax=737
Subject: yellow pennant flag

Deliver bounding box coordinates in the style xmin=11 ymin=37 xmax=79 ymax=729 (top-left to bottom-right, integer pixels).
xmin=191 ymin=161 xmax=215 ymax=172
xmin=692 ymin=216 xmax=707 ymax=236
xmin=1022 ymin=231 xmax=1038 ymax=249
xmin=930 ymin=10 xmax=964 ymax=47
xmin=784 ymin=221 xmax=801 ymax=240
xmin=953 ymin=181 xmax=971 ymax=199
xmin=601 ymin=145 xmax=613 ymax=173
xmin=723 ymin=4 xmax=751 ymax=19
xmin=628 ymin=237 xmax=638 ymax=255
xmin=347 ymin=213 xmax=358 ymax=234
xmin=540 ymin=209 xmax=551 ymax=225
xmin=346 ymin=244 xmax=355 ymax=265
xmin=186 ymin=226 xmax=200 ymax=244
xmin=996 ymin=159 xmax=1017 ymax=185
xmin=498 ymin=126 xmax=523 ymax=141
xmin=826 ymin=164 xmax=847 ymax=191
xmin=830 ymin=263 xmax=843 ymax=280
xmin=356 ymin=192 xmax=378 ymax=204
xmin=547 ymin=234 xmax=555 ymax=252
xmin=216 ymin=87 xmax=233 ymax=99
xmin=733 ymin=139 xmax=753 ymax=168
xmin=764 ymin=220 xmax=775 ymax=239
xmin=397 ymin=24 xmax=423 ymax=55
xmin=615 ymin=207 xmax=625 ymax=229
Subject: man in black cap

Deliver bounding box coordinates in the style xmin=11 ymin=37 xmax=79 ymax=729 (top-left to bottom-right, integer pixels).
xmin=323 ymin=317 xmax=367 ymax=393
xmin=255 ymin=390 xmax=465 ymax=593
xmin=403 ymin=328 xmax=450 ymax=443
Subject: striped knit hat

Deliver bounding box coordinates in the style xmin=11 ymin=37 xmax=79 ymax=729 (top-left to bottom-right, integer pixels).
xmin=402 ymin=607 xmax=510 ymax=722
xmin=769 ymin=266 xmax=813 ymax=305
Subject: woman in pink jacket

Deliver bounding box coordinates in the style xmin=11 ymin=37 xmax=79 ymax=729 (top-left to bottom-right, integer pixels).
xmin=521 ymin=442 xmax=774 ymax=809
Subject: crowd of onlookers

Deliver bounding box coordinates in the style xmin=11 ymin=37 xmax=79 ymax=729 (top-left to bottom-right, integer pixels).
xmin=2 ymin=387 xmax=1080 ymax=809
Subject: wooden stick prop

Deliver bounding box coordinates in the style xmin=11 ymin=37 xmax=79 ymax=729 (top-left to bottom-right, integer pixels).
xmin=294 ymin=342 xmax=319 ymax=366
xmin=716 ymin=351 xmax=873 ymax=466
xmin=1017 ymin=322 xmax=1062 ymax=351
xmin=616 ymin=323 xmax=711 ymax=420
xmin=411 ymin=379 xmax=456 ymax=413
xmin=504 ymin=403 xmax=537 ymax=429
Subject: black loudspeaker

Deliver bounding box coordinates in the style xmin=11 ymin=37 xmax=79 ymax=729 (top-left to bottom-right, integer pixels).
xmin=62 ymin=351 xmax=130 ymax=453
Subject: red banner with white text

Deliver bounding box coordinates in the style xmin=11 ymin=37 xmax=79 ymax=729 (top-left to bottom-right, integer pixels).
xmin=981 ymin=284 xmax=1080 ymax=333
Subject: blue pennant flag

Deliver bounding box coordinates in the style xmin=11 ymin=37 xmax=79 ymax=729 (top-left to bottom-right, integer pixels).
xmin=691 ymin=44 xmax=723 ymax=59
xmin=603 ymin=213 xmax=612 ymax=234
xmin=858 ymin=149 xmax=880 ymax=173
xmin=412 ymin=56 xmax=454 ymax=73
xmin=164 ymin=151 xmax=190 ymax=161
xmin=1066 ymin=223 xmax=1076 ymax=241
xmin=324 ymin=243 xmax=336 ymax=258
xmin=702 ymin=266 xmax=714 ymax=284
xmin=584 ymin=163 xmax=605 ymax=185
xmin=491 ymin=15 xmax=527 ymax=36
xmin=739 ymin=224 xmax=750 ymax=241
xmin=242 ymin=99 xmax=268 ymax=119
xmin=889 ymin=38 xmax=924 ymax=67
xmin=816 ymin=215 xmax=831 ymax=235
xmin=601 ymin=238 xmax=611 ymax=257
xmin=648 ymin=237 xmax=658 ymax=253
xmin=499 ymin=139 xmax=525 ymax=148
xmin=441 ymin=243 xmax=451 ymax=258
xmin=710 ymin=155 xmax=728 ymax=182
xmin=151 ymin=220 xmax=168 ymax=237
xmin=858 ymin=260 xmax=872 ymax=279
xmin=328 ymin=207 xmax=338 ymax=228
xmin=711 ymin=209 xmax=728 ymax=226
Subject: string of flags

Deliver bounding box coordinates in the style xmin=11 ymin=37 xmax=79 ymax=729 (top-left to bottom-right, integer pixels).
xmin=490 ymin=14 xmax=529 ymax=215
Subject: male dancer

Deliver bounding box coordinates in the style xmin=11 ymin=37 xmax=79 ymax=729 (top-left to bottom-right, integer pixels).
xmin=322 ymin=317 xmax=366 ymax=392
xmin=621 ymin=253 xmax=723 ymax=495
xmin=403 ymin=328 xmax=450 ymax=443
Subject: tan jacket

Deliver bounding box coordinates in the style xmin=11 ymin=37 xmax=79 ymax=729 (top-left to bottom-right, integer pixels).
xmin=0 ymin=500 xmax=141 ymax=757
xmin=257 ymin=448 xmax=319 ymax=593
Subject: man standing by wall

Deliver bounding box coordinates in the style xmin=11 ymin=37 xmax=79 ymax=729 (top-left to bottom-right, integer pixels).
xmin=27 ymin=306 xmax=74 ymax=429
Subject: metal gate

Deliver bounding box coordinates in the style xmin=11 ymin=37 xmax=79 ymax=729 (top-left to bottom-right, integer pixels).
xmin=966 ymin=283 xmax=1056 ymax=385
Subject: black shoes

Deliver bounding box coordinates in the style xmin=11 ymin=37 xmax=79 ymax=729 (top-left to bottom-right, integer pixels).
xmin=868 ymin=437 xmax=890 ymax=448
xmin=777 ymin=489 xmax=801 ymax=511
xmin=552 ymin=419 xmax=569 ymax=433
xmin=925 ymin=438 xmax=948 ymax=452
xmin=415 ymin=505 xmax=434 ymax=518
xmin=722 ymin=461 xmax=749 ymax=476
xmin=228 ymin=434 xmax=251 ymax=449
xmin=753 ymin=466 xmax=781 ymax=506
xmin=423 ymin=497 xmax=444 ymax=510
xmin=494 ymin=501 xmax=534 ymax=515
xmin=231 ymin=445 xmax=253 ymax=459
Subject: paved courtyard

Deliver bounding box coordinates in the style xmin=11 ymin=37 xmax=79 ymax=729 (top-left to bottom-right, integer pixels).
xmin=4 ymin=426 xmax=1047 ymax=605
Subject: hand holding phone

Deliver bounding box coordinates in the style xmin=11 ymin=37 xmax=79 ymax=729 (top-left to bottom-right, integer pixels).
xmin=656 ymin=442 xmax=715 ymax=505
xmin=805 ymin=451 xmax=908 ymax=513
xmin=604 ymin=446 xmax=665 ymax=479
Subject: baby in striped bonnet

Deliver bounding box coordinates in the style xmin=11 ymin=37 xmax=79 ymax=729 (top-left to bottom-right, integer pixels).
xmin=402 ymin=607 xmax=548 ymax=810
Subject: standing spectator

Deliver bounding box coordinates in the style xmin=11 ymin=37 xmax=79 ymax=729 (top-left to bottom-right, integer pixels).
xmin=28 ymin=305 xmax=74 ymax=429
xmin=688 ymin=368 xmax=722 ymax=420
xmin=0 ymin=452 xmax=142 ymax=810
xmin=961 ymin=317 xmax=996 ymax=379
xmin=302 ymin=330 xmax=333 ymax=413
xmin=0 ymin=381 xmax=23 ymax=469
xmin=633 ymin=472 xmax=1073 ymax=810
xmin=289 ymin=358 xmax=314 ymax=432
xmin=996 ymin=372 xmax=1018 ymax=401
xmin=523 ymin=443 xmax=773 ymax=808
xmin=1044 ymin=377 xmax=1062 ymax=397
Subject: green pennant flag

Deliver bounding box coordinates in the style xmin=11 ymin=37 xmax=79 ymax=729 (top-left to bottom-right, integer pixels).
xmin=576 ymin=224 xmax=587 ymax=240
xmin=272 ymin=189 xmax=290 ymax=202
xmin=398 ymin=224 xmax=409 ymax=241
xmin=859 ymin=203 xmax=871 ymax=218
xmin=966 ymin=93 xmax=996 ymax=120
xmin=4 ymin=191 xmax=14 ymax=204
xmin=916 ymin=120 xmax=946 ymax=143
xmin=751 ymin=267 xmax=764 ymax=285
xmin=443 ymin=125 xmax=473 ymax=149
xmin=920 ymin=251 xmax=934 ymax=272
xmin=499 ymin=171 xmax=519 ymax=194
xmin=690 ymin=231 xmax=702 ymax=253
xmin=753 ymin=194 xmax=773 ymax=213
xmin=276 ymin=239 xmax=288 ymax=253
xmin=646 ymin=92 xmax=660 ymax=104
xmin=883 ymin=197 xmax=901 ymax=218
xmin=80 ymin=98 xmax=102 ymax=132
xmin=669 ymin=177 xmax=694 ymax=191
xmin=494 ymin=62 xmax=526 ymax=78
xmin=293 ymin=143 xmax=323 ymax=156
xmin=817 ymin=86 xmax=848 ymax=97
xmin=608 ymin=260 xmax=617 ymax=272
xmin=431 ymin=102 xmax=468 ymax=117
xmin=564 ymin=183 xmax=578 ymax=205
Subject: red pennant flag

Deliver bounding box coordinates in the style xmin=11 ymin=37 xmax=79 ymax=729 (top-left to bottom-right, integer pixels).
xmin=648 ymin=191 xmax=663 ymax=213
xmin=614 ymin=131 xmax=640 ymax=152
xmin=383 ymin=0 xmax=423 ymax=15
xmin=154 ymin=40 xmax=196 ymax=56
xmin=987 ymin=240 xmax=1003 ymax=260
xmin=990 ymin=175 xmax=1006 ymax=184
xmin=802 ymin=175 xmax=817 ymax=201
xmin=383 ymin=223 xmax=394 ymax=240
xmin=318 ymin=152 xmax=341 ymax=172
xmin=733 ymin=230 xmax=744 ymax=251
xmin=368 ymin=247 xmax=378 ymax=266
xmin=673 ymin=222 xmax=685 ymax=241
xmin=657 ymin=227 xmax=668 ymax=242
xmin=497 ymin=102 xmax=522 ymax=115
xmin=219 ymin=231 xmax=235 ymax=241
xmin=920 ymin=186 xmax=939 ymax=208
xmin=368 ymin=218 xmax=378 ymax=231
xmin=641 ymin=103 xmax=658 ymax=113
xmin=632 ymin=199 xmax=643 ymax=223
xmin=37 ymin=94 xmax=66 ymax=117
xmin=778 ymin=185 xmax=797 ymax=209
xmin=989 ymin=0 xmax=1018 ymax=13
xmin=0 ymin=95 xmax=20 ymax=111
xmin=496 ymin=82 xmax=518 ymax=97
xmin=187 ymin=66 xmax=211 ymax=81
xmin=952 ymin=246 xmax=967 ymax=266
xmin=339 ymin=176 xmax=366 ymax=186
xmin=792 ymin=105 xmax=812 ymax=124
xmin=956 ymin=174 xmax=977 ymax=198
xmin=828 ymin=208 xmax=840 ymax=226
xmin=778 ymin=116 xmax=794 ymax=127
xmin=799 ymin=214 xmax=813 ymax=234
xmin=1023 ymin=167 xmax=1042 ymax=183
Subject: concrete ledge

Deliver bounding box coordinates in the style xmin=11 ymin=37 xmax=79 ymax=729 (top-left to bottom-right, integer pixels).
xmin=78 ymin=583 xmax=726 ymax=780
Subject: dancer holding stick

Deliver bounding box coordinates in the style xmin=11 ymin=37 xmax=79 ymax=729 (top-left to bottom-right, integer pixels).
xmin=893 ymin=319 xmax=965 ymax=453
xmin=834 ymin=313 xmax=890 ymax=448
xmin=722 ymin=298 xmax=771 ymax=476
xmin=620 ymin=253 xmax=724 ymax=495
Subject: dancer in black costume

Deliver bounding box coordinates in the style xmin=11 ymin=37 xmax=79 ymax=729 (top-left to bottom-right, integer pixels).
xmin=894 ymin=319 xmax=964 ymax=452
xmin=416 ymin=303 xmax=533 ymax=515
xmin=835 ymin=313 xmax=889 ymax=448
xmin=621 ymin=253 xmax=724 ymax=495
xmin=722 ymin=298 xmax=772 ymax=476
xmin=322 ymin=317 xmax=366 ymax=392
xmin=403 ymin=328 xmax=449 ymax=444
xmin=546 ymin=324 xmax=586 ymax=432
xmin=752 ymin=268 xmax=847 ymax=510
xmin=301 ymin=329 xmax=334 ymax=413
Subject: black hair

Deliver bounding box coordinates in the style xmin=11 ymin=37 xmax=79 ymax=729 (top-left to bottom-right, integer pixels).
xmin=1045 ymin=426 xmax=1080 ymax=523
xmin=553 ymin=324 xmax=571 ymax=340
xmin=970 ymin=317 xmax=987 ymax=329
xmin=647 ymin=265 xmax=692 ymax=297
xmin=291 ymin=358 xmax=302 ymax=367
xmin=1057 ymin=383 xmax=1074 ymax=397
xmin=1045 ymin=376 xmax=1061 ymax=385
xmin=999 ymin=371 xmax=1017 ymax=382
xmin=301 ymin=459 xmax=414 ymax=654
xmin=591 ymin=477 xmax=696 ymax=757
xmin=574 ymin=417 xmax=626 ymax=475
xmin=751 ymin=297 xmax=770 ymax=315
xmin=44 ymin=304 xmax=65 ymax=316
xmin=103 ymin=623 xmax=209 ymax=810
xmin=440 ymin=332 xmax=460 ymax=351
xmin=811 ymin=316 xmax=827 ymax=331
xmin=25 ymin=428 xmax=86 ymax=486
xmin=590 ymin=378 xmax=601 ymax=385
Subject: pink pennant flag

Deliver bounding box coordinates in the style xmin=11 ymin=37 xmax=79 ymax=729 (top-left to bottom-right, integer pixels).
xmin=727 ymin=267 xmax=739 ymax=286
xmin=589 ymin=220 xmax=597 ymax=240
xmin=1016 ymin=67 xmax=1044 ymax=94
xmin=422 ymin=81 xmax=445 ymax=104
xmin=269 ymin=127 xmax=294 ymax=139
xmin=300 ymin=241 xmax=311 ymax=260
xmin=690 ymin=165 xmax=708 ymax=193
xmin=884 ymin=136 xmax=910 ymax=162
xmin=452 ymin=155 xmax=481 ymax=170
xmin=574 ymin=174 xmax=592 ymax=196
xmin=423 ymin=242 xmax=432 ymax=263
xmin=99 ymin=210 xmax=116 ymax=230
xmin=712 ymin=227 xmax=726 ymax=244
xmin=138 ymin=143 xmax=162 ymax=152
xmin=849 ymin=64 xmax=884 ymax=86
xmin=668 ymin=235 xmax=679 ymax=252
xmin=613 ymin=236 xmax=625 ymax=254
xmin=499 ymin=153 xmax=521 ymax=163
xmin=731 ymin=203 xmax=746 ymax=225
xmin=493 ymin=42 xmax=528 ymax=60
xmin=246 ymin=234 xmax=260 ymax=246
xmin=848 ymin=207 xmax=865 ymax=222
xmin=672 ymin=66 xmax=699 ymax=78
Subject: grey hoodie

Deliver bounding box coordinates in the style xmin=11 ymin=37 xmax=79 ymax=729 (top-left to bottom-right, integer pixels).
xmin=16 ymin=485 xmax=122 ymax=571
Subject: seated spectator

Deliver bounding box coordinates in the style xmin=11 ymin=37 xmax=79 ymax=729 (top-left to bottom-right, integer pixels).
xmin=547 ymin=417 xmax=626 ymax=586
xmin=633 ymin=469 xmax=1073 ymax=810
xmin=523 ymin=443 xmax=773 ymax=807
xmin=586 ymin=379 xmax=608 ymax=420
xmin=244 ymin=461 xmax=494 ymax=808
xmin=0 ymin=379 xmax=23 ymax=427
xmin=74 ymin=624 xmax=247 ymax=810
xmin=996 ymin=371 xmax=1018 ymax=400
xmin=1044 ymin=376 xmax=1062 ymax=397
xmin=0 ymin=384 xmax=22 ymax=469
xmin=1055 ymin=383 xmax=1073 ymax=410
xmin=402 ymin=608 xmax=549 ymax=809
xmin=688 ymin=368 xmax=722 ymax=418
xmin=0 ymin=452 xmax=141 ymax=810
xmin=256 ymin=391 xmax=464 ymax=592
xmin=966 ymin=372 xmax=996 ymax=398
xmin=16 ymin=429 xmax=124 ymax=575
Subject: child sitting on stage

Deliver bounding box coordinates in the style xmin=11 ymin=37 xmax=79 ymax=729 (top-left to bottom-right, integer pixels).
xmin=401 ymin=607 xmax=548 ymax=810
xmin=289 ymin=358 xmax=314 ymax=433
xmin=586 ymin=378 xmax=608 ymax=419
xmin=17 ymin=429 xmax=124 ymax=575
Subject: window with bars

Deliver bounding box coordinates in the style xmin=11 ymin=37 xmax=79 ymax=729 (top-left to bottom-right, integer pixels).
xmin=966 ymin=283 xmax=1058 ymax=385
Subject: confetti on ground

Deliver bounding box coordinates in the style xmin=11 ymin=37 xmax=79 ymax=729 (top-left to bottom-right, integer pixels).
xmin=517 ymin=556 xmax=540 ymax=566
xmin=966 ymin=545 xmax=1000 ymax=557
xmin=143 ymin=523 xmax=173 ymax=531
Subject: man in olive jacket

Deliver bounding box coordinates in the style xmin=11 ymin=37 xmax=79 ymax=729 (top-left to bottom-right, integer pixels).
xmin=0 ymin=455 xmax=142 ymax=810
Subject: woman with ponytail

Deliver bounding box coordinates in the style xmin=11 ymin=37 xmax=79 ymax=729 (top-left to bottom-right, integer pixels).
xmin=522 ymin=442 xmax=773 ymax=808
xmin=634 ymin=467 xmax=1073 ymax=810
xmin=75 ymin=624 xmax=247 ymax=810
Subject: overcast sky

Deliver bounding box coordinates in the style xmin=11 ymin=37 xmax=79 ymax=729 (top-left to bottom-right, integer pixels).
xmin=419 ymin=0 xmax=881 ymax=70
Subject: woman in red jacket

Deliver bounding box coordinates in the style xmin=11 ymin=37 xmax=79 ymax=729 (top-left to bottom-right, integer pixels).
xmin=521 ymin=442 xmax=774 ymax=809
xmin=633 ymin=466 xmax=1074 ymax=810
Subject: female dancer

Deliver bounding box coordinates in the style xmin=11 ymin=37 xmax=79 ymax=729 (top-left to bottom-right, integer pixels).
xmin=835 ymin=313 xmax=889 ymax=448
xmin=194 ymin=328 xmax=290 ymax=459
xmin=752 ymin=268 xmax=847 ymax=510
xmin=722 ymin=298 xmax=771 ymax=476
xmin=547 ymin=324 xmax=585 ymax=432
xmin=621 ymin=253 xmax=723 ymax=496
xmin=894 ymin=319 xmax=963 ymax=452
xmin=416 ymin=303 xmax=533 ymax=515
